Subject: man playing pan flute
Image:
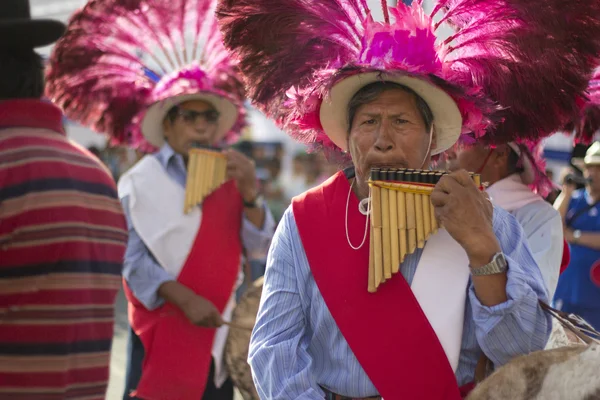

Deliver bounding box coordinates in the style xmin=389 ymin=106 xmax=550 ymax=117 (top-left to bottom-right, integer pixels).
xmin=44 ymin=0 xmax=274 ymax=399
xmin=446 ymin=142 xmax=564 ymax=299
xmin=217 ymin=0 xmax=600 ymax=398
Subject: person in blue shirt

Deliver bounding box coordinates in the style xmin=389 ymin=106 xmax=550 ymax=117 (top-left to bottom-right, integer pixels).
xmin=554 ymin=142 xmax=600 ymax=331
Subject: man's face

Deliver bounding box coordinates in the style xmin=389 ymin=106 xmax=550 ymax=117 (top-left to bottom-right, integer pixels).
xmin=348 ymin=88 xmax=433 ymax=196
xmin=584 ymin=164 xmax=600 ymax=192
xmin=163 ymin=100 xmax=220 ymax=157
xmin=447 ymin=145 xmax=489 ymax=173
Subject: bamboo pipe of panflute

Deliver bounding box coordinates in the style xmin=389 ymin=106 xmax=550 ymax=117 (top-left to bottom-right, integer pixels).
xmin=185 ymin=147 xmax=227 ymax=213
xmin=206 ymin=152 xmax=216 ymax=193
xmin=194 ymin=151 xmax=206 ymax=205
xmin=395 ymin=179 xmax=408 ymax=265
xmin=366 ymin=168 xmax=482 ymax=292
xmin=428 ymin=172 xmax=438 ymax=234
xmin=415 ymin=189 xmax=425 ymax=249
xmin=421 ymin=172 xmax=433 ymax=239
xmin=404 ymin=172 xmax=417 ymax=254
xmin=388 ymin=180 xmax=400 ymax=275
xmin=370 ymin=177 xmax=384 ymax=288
xmin=368 ymin=214 xmax=376 ymax=293
xmin=380 ymin=171 xmax=392 ymax=280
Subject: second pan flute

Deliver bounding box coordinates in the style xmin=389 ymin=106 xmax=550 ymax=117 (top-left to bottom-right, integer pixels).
xmin=184 ymin=146 xmax=227 ymax=214
xmin=367 ymin=168 xmax=481 ymax=293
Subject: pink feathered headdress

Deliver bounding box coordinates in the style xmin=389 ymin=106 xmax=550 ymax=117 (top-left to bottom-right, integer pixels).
xmin=217 ymin=0 xmax=600 ymax=158
xmin=564 ymin=68 xmax=600 ymax=145
xmin=45 ymin=0 xmax=247 ymax=153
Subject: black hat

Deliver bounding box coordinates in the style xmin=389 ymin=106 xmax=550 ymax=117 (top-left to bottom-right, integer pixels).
xmin=0 ymin=0 xmax=66 ymax=49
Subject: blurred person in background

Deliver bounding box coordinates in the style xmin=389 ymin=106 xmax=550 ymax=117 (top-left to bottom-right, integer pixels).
xmin=447 ymin=142 xmax=564 ymax=298
xmin=554 ymin=142 xmax=600 ymax=330
xmin=282 ymin=152 xmax=309 ymax=199
xmin=304 ymin=153 xmax=322 ymax=189
xmin=264 ymin=158 xmax=287 ymax=223
xmin=0 ymin=1 xmax=127 ymax=398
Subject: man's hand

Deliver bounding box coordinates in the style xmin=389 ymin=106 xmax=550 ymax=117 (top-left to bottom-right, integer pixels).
xmin=430 ymin=170 xmax=501 ymax=267
xmin=562 ymin=182 xmax=577 ymax=196
xmin=564 ymin=228 xmax=575 ymax=243
xmin=224 ymin=149 xmax=258 ymax=202
xmin=180 ymin=294 xmax=224 ymax=328
xmin=158 ymin=281 xmax=223 ymax=328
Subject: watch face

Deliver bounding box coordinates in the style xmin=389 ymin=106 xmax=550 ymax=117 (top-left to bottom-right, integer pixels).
xmin=255 ymin=196 xmax=264 ymax=208
xmin=574 ymin=230 xmax=582 ymax=239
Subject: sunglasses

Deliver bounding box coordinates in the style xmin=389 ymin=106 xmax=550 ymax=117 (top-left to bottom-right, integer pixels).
xmin=176 ymin=108 xmax=220 ymax=124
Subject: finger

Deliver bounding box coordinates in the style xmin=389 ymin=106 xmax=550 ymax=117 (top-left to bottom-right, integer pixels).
xmin=430 ymin=190 xmax=449 ymax=207
xmin=226 ymin=170 xmax=242 ymax=181
xmin=433 ymin=203 xmax=449 ymax=223
xmin=225 ymin=149 xmax=251 ymax=164
xmin=435 ymin=174 xmax=462 ymax=194
xmin=447 ymin=169 xmax=477 ymax=188
xmin=482 ymin=191 xmax=492 ymax=203
xmin=214 ymin=312 xmax=224 ymax=328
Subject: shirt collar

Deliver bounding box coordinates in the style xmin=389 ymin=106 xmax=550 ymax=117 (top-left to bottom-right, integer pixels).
xmin=156 ymin=142 xmax=185 ymax=169
xmin=0 ymin=99 xmax=66 ymax=135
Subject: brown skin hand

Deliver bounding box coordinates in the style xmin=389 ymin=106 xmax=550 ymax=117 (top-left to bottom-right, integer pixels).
xmin=348 ymin=88 xmax=506 ymax=306
xmin=158 ymin=100 xmax=265 ymax=326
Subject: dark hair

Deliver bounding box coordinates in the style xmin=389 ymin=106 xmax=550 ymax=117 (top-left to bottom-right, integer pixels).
xmin=347 ymin=81 xmax=434 ymax=133
xmin=507 ymin=146 xmax=525 ymax=175
xmin=87 ymin=146 xmax=102 ymax=158
xmin=0 ymin=49 xmax=44 ymax=100
xmin=165 ymin=106 xmax=180 ymax=124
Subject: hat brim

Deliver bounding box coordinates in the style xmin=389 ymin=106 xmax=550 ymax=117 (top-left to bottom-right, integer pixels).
xmin=573 ymin=155 xmax=600 ymax=169
xmin=319 ymin=72 xmax=462 ymax=155
xmin=0 ymin=19 xmax=65 ymax=48
xmin=141 ymin=93 xmax=239 ymax=148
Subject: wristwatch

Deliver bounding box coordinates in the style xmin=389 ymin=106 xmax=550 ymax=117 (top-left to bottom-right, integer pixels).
xmin=573 ymin=229 xmax=582 ymax=243
xmin=243 ymin=194 xmax=264 ymax=209
xmin=470 ymin=252 xmax=508 ymax=276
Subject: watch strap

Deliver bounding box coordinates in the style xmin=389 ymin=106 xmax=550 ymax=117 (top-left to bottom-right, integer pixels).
xmin=243 ymin=195 xmax=263 ymax=208
xmin=470 ymin=252 xmax=507 ymax=276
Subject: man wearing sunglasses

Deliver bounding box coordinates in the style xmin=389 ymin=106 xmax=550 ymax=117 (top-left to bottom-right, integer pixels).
xmin=117 ymin=93 xmax=276 ymax=400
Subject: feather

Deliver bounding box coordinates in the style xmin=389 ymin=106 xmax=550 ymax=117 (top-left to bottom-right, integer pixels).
xmin=217 ymin=0 xmax=600 ymax=156
xmin=217 ymin=0 xmax=369 ymax=114
xmin=217 ymin=1 xmax=493 ymax=156
xmin=564 ymin=68 xmax=600 ymax=144
xmin=436 ymin=0 xmax=600 ymax=144
xmin=45 ymin=0 xmax=246 ymax=150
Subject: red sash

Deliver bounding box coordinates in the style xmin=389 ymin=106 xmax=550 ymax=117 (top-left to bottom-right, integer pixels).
xmin=123 ymin=180 xmax=243 ymax=400
xmin=292 ymin=172 xmax=461 ymax=400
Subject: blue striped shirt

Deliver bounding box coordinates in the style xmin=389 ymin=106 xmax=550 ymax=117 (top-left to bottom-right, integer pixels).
xmin=120 ymin=143 xmax=275 ymax=310
xmin=249 ymin=205 xmax=551 ymax=399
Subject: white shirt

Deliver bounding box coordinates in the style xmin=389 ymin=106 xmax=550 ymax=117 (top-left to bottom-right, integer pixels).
xmin=487 ymin=174 xmax=563 ymax=299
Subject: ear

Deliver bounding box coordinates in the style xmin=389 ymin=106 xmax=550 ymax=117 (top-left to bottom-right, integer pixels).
xmin=162 ymin=118 xmax=172 ymax=140
xmin=491 ymin=144 xmax=510 ymax=167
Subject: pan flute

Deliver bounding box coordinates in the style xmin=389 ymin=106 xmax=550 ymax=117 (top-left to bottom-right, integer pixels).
xmin=367 ymin=168 xmax=481 ymax=293
xmin=184 ymin=146 xmax=227 ymax=213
